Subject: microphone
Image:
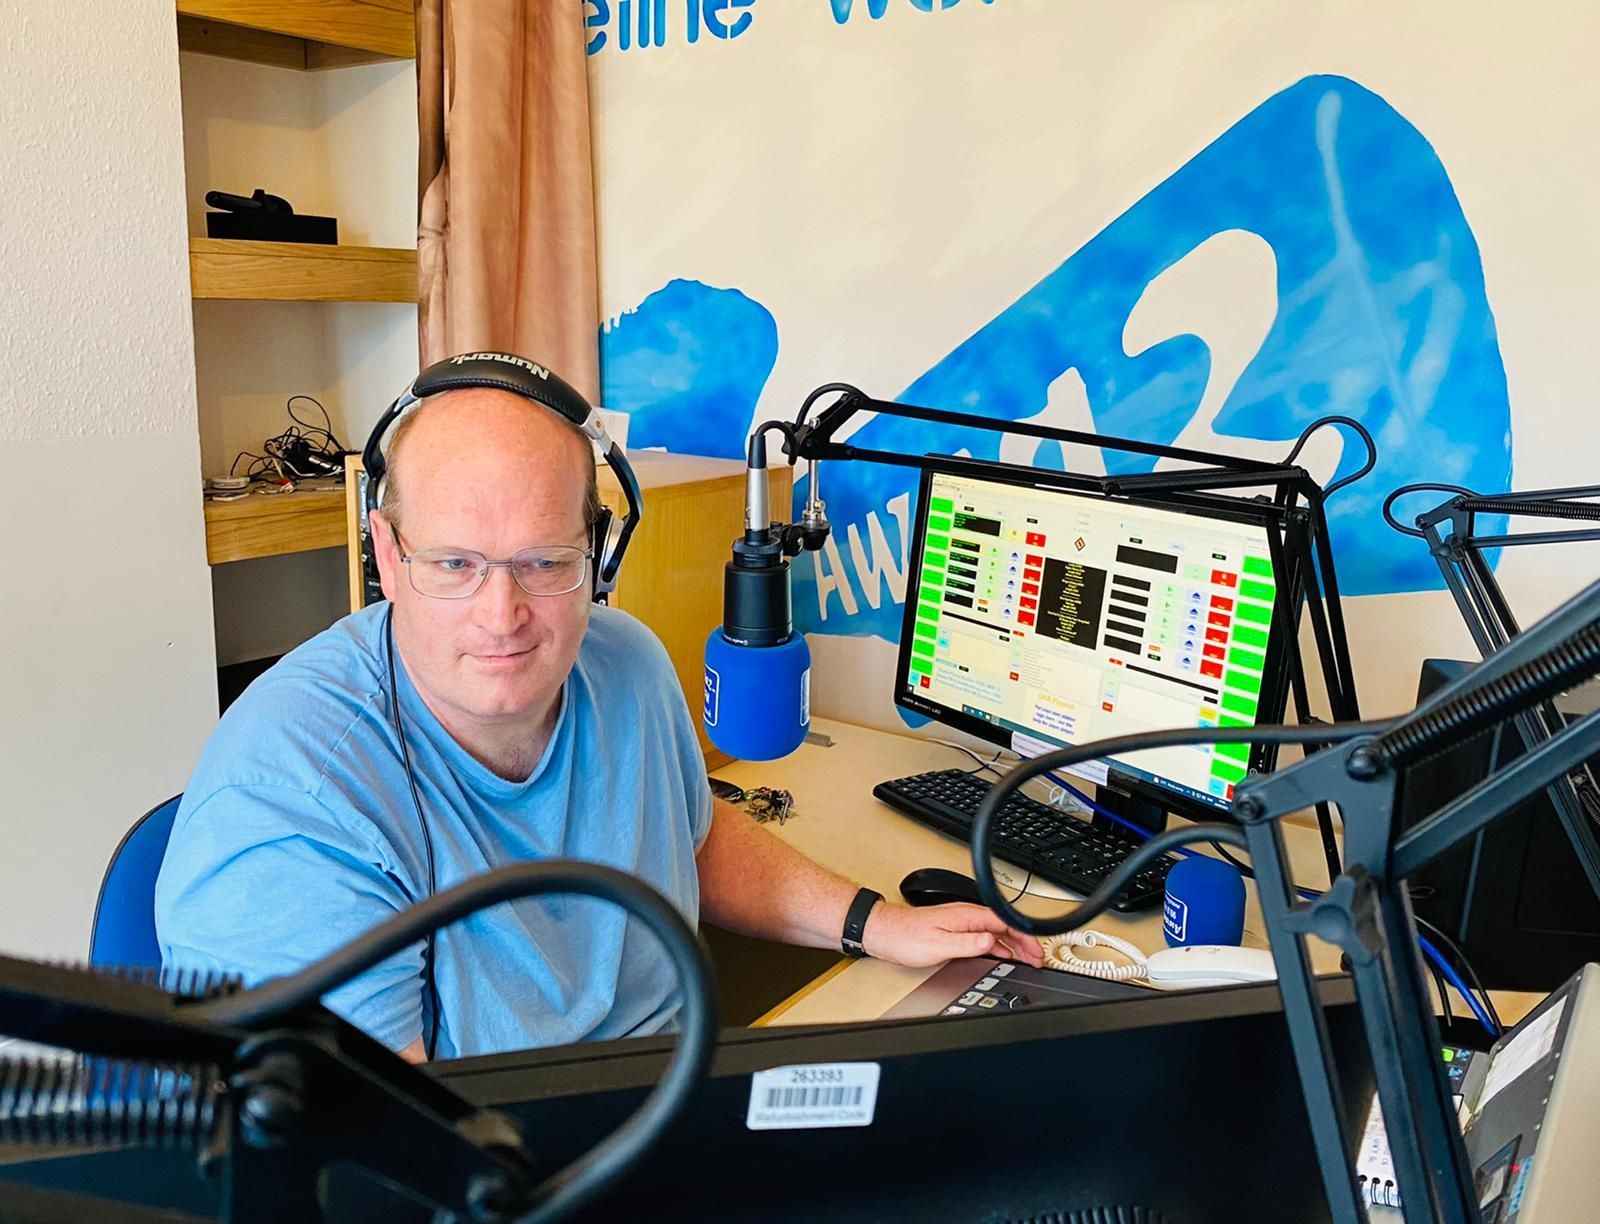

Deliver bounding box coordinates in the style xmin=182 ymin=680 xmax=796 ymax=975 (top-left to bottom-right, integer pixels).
xmin=1161 ymin=855 xmax=1246 ymax=948
xmin=702 ymin=431 xmax=827 ymax=761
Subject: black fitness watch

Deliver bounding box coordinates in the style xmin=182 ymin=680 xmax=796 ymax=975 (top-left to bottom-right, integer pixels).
xmin=841 ymin=887 xmax=884 ymax=958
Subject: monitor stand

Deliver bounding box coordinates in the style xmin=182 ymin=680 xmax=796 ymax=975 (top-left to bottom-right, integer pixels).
xmin=1092 ymin=785 xmax=1169 ymax=838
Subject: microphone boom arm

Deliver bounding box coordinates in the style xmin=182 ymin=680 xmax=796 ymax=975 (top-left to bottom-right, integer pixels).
xmin=965 ymin=574 xmax=1600 ymax=1224
xmin=0 ymin=862 xmax=719 ymax=1224
xmin=726 ymin=382 xmax=1378 ymax=881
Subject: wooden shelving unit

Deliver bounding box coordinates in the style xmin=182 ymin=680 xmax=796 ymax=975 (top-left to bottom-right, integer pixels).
xmin=204 ymin=490 xmax=348 ymax=565
xmin=176 ymin=0 xmax=413 ymax=69
xmin=190 ymin=238 xmax=418 ymax=302
xmin=179 ymin=0 xmax=418 ymax=569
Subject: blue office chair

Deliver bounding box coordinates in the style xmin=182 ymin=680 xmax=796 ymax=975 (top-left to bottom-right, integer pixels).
xmin=89 ymin=794 xmax=181 ymax=969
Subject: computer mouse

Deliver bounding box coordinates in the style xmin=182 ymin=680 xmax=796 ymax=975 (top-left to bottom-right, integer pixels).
xmin=899 ymin=866 xmax=983 ymax=908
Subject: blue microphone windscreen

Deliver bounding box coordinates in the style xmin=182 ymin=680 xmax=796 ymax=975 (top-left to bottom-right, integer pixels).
xmin=703 ymin=628 xmax=810 ymax=762
xmin=1162 ymin=854 xmax=1246 ymax=948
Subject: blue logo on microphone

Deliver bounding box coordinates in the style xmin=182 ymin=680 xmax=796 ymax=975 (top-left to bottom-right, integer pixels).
xmin=1163 ymin=894 xmax=1188 ymax=944
xmin=703 ymin=664 xmax=721 ymax=727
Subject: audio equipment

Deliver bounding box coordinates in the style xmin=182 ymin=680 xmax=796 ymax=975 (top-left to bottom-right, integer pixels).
xmin=362 ymin=352 xmax=642 ymax=598
xmin=702 ymin=424 xmax=826 ymax=760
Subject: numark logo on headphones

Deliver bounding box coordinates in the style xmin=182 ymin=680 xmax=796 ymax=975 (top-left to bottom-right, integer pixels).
xmin=449 ymin=353 xmax=552 ymax=379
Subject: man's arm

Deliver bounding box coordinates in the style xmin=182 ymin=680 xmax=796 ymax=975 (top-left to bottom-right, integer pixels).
xmin=157 ymin=786 xmax=429 ymax=1055
xmin=695 ymin=798 xmax=1043 ymax=967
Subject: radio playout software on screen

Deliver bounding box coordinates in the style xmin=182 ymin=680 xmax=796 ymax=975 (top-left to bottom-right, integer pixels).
xmin=895 ymin=468 xmax=1295 ymax=814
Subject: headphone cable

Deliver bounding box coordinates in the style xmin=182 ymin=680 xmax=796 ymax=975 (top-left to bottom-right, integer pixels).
xmin=387 ymin=606 xmax=442 ymax=1059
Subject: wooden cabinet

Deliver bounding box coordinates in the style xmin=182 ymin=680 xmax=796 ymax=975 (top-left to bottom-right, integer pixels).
xmin=176 ymin=0 xmax=414 ymax=69
xmin=180 ymin=3 xmax=420 ymax=582
xmin=601 ymin=454 xmax=793 ymax=768
xmin=346 ymin=452 xmax=792 ymax=767
xmin=190 ymin=239 xmax=418 ymax=303
xmin=204 ymin=486 xmax=347 ymax=565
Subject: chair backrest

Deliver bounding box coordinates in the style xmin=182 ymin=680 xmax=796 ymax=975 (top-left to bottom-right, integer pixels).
xmin=89 ymin=795 xmax=182 ymax=970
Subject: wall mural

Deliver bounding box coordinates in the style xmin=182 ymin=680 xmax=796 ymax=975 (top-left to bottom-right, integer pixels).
xmin=599 ymin=74 xmax=1513 ymax=655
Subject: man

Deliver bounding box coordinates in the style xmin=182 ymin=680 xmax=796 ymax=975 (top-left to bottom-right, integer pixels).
xmin=156 ymin=383 xmax=1041 ymax=1061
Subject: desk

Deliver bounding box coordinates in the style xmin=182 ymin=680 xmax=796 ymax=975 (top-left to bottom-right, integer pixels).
xmin=716 ymin=717 xmax=1544 ymax=1031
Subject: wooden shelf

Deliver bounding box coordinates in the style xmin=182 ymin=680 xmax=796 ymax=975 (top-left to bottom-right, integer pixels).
xmin=189 ymin=238 xmax=417 ymax=302
xmin=176 ymin=0 xmax=413 ymax=69
xmin=205 ymin=490 xmax=347 ymax=564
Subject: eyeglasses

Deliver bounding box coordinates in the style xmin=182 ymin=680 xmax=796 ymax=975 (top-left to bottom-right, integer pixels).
xmin=396 ymin=533 xmax=593 ymax=599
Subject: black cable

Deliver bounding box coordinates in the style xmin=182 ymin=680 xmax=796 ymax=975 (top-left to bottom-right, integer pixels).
xmin=187 ymin=859 xmax=718 ymax=1224
xmin=1381 ymin=482 xmax=1476 ymax=538
xmin=938 ymin=740 xmax=1006 ymax=776
xmin=794 ymin=382 xmax=860 ymax=429
xmin=939 ymin=741 xmax=989 ymax=771
xmin=1426 ymin=957 xmax=1454 ymax=1030
xmin=1210 ymin=841 xmax=1256 ymax=875
xmin=387 ymin=609 xmax=442 ymax=1060
xmin=1412 ymin=913 xmax=1503 ymax=1033
xmin=970 ymin=721 xmax=1389 ymax=935
xmin=229 ymin=449 xmax=279 ymax=481
xmin=1280 ymin=414 xmax=1378 ymax=497
xmin=286 ymin=394 xmax=346 ymax=454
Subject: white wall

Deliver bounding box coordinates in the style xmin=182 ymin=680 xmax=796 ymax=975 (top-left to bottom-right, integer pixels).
xmin=0 ymin=1 xmax=218 ymax=958
xmin=181 ymin=52 xmax=418 ymax=664
xmin=589 ymin=0 xmax=1600 ymax=730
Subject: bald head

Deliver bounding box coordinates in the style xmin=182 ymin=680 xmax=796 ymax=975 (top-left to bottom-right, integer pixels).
xmin=379 ymin=386 xmax=600 ymax=535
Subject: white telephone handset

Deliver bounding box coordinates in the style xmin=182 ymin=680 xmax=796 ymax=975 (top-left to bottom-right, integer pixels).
xmin=1042 ymin=934 xmax=1276 ymax=989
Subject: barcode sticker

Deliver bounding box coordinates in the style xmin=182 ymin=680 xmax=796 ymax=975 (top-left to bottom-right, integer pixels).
xmin=746 ymin=1062 xmax=880 ymax=1130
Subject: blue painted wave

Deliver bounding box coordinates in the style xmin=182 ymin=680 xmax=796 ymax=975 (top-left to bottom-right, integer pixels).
xmin=598 ymin=75 xmax=1513 ymax=654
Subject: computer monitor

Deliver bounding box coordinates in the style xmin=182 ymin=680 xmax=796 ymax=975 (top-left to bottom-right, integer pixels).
xmin=894 ymin=463 xmax=1303 ymax=823
xmin=1398 ymin=658 xmax=1600 ymax=991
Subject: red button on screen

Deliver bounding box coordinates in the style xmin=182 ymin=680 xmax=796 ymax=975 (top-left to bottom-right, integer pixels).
xmin=919 ymin=675 xmax=931 ymax=689
xmin=1024 ymin=569 xmax=1042 ymax=584
xmin=1203 ymin=643 xmax=1226 ymax=660
xmin=1212 ymin=570 xmax=1238 ymax=587
xmin=1210 ymin=595 xmax=1234 ymax=611
xmin=1102 ymin=702 xmax=1114 ymax=712
xmin=1026 ymin=554 xmax=1043 ymax=567
xmin=1200 ymin=660 xmax=1224 ymax=679
xmin=1009 ymin=671 xmax=1020 ymax=681
xmin=1018 ymin=612 xmax=1036 ymax=627
xmin=1205 ymin=627 xmax=1228 ymax=644
xmin=1022 ymin=582 xmax=1040 ymax=597
xmin=1026 ymin=533 xmax=1046 ymax=547
xmin=1208 ymin=610 xmax=1231 ymax=628
xmin=1020 ymin=596 xmax=1037 ymax=611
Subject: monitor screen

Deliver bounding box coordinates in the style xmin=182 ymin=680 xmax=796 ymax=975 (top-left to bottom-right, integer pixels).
xmin=894 ymin=465 xmax=1301 ymax=818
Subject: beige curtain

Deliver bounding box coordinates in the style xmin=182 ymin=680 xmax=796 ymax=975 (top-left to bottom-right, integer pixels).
xmin=416 ymin=0 xmax=601 ymax=402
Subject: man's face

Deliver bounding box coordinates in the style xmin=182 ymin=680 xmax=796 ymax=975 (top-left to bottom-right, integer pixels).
xmin=372 ymin=392 xmax=594 ymax=735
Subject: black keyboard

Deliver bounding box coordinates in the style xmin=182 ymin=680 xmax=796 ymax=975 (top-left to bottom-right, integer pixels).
xmin=872 ymin=769 xmax=1175 ymax=912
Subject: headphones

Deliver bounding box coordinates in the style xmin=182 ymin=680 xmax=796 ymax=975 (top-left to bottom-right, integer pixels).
xmin=361 ymin=352 xmax=642 ymax=1059
xmin=361 ymin=351 xmax=642 ymax=597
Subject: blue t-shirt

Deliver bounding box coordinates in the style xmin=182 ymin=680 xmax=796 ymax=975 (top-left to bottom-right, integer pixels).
xmin=155 ymin=603 xmax=712 ymax=1059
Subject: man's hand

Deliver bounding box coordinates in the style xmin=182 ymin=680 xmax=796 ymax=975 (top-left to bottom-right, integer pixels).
xmin=860 ymin=901 xmax=1045 ymax=969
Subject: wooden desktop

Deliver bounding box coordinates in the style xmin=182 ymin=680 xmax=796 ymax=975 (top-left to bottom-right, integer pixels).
xmin=714 ymin=717 xmax=1544 ymax=1031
